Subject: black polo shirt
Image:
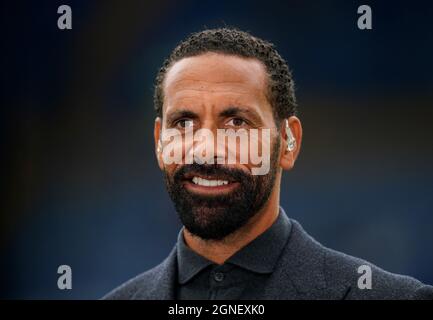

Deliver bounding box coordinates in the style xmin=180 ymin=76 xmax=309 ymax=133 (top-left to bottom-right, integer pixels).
xmin=175 ymin=207 xmax=292 ymax=300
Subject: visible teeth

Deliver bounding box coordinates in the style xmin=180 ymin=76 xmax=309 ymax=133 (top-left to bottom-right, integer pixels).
xmin=192 ymin=177 xmax=229 ymax=187
xmin=208 ymin=180 xmax=217 ymax=187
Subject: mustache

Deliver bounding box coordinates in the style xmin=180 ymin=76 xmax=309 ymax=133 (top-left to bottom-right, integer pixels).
xmin=173 ymin=163 xmax=252 ymax=183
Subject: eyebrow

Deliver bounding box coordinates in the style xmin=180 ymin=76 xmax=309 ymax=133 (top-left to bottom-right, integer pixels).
xmin=219 ymin=106 xmax=262 ymax=124
xmin=165 ymin=106 xmax=263 ymax=125
xmin=165 ymin=109 xmax=198 ymax=125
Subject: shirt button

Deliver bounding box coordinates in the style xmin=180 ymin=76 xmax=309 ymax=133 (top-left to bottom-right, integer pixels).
xmin=213 ymin=272 xmax=225 ymax=282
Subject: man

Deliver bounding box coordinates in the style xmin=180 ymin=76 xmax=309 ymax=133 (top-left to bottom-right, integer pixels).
xmin=103 ymin=28 xmax=433 ymax=300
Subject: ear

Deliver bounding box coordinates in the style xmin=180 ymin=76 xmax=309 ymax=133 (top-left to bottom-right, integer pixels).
xmin=279 ymin=116 xmax=302 ymax=171
xmin=154 ymin=117 xmax=164 ymax=170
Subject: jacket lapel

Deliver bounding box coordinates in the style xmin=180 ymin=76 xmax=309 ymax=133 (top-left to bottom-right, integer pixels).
xmin=263 ymin=219 xmax=350 ymax=299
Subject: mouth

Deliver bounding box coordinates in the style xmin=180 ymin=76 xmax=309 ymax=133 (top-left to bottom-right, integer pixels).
xmin=181 ymin=173 xmax=240 ymax=195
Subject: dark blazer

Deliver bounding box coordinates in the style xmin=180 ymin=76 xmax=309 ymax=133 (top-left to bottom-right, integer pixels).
xmin=103 ymin=219 xmax=433 ymax=300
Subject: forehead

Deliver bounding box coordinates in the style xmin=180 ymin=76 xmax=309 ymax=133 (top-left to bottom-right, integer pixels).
xmin=162 ymin=52 xmax=269 ymax=114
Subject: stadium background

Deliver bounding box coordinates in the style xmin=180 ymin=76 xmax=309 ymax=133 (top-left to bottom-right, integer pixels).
xmin=1 ymin=0 xmax=433 ymax=298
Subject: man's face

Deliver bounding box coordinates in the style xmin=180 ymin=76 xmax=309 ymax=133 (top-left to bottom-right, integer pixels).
xmin=156 ymin=52 xmax=283 ymax=240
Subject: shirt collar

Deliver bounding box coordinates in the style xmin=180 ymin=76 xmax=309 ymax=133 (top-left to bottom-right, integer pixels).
xmin=176 ymin=207 xmax=292 ymax=284
xmin=176 ymin=230 xmax=213 ymax=285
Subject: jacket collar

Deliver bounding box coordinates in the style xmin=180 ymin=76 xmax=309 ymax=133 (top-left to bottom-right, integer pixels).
xmin=137 ymin=209 xmax=350 ymax=300
xmin=262 ymin=218 xmax=350 ymax=299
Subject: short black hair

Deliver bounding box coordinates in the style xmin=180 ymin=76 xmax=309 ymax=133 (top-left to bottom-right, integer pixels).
xmin=154 ymin=28 xmax=297 ymax=126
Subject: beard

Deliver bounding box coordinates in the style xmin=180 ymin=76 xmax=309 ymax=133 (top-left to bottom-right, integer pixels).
xmin=163 ymin=139 xmax=280 ymax=240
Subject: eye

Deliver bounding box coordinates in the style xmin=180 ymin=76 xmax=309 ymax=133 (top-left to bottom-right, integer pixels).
xmin=226 ymin=118 xmax=247 ymax=127
xmin=176 ymin=119 xmax=194 ymax=129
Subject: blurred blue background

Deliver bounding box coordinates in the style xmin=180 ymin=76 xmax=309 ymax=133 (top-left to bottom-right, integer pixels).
xmin=1 ymin=0 xmax=432 ymax=299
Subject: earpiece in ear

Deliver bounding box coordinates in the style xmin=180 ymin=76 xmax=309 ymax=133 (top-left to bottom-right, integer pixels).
xmin=285 ymin=120 xmax=296 ymax=151
xmin=157 ymin=140 xmax=162 ymax=153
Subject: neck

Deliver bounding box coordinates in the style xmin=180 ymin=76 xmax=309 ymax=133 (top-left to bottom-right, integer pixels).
xmin=183 ymin=186 xmax=281 ymax=265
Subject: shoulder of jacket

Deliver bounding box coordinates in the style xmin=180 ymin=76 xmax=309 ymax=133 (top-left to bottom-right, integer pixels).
xmin=323 ymin=246 xmax=428 ymax=299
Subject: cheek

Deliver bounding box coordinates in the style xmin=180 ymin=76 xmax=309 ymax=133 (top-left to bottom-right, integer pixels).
xmin=162 ymin=163 xmax=179 ymax=178
xmin=246 ymin=129 xmax=274 ymax=168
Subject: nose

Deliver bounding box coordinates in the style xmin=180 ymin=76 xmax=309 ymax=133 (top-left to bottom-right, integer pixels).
xmin=189 ymin=126 xmax=224 ymax=165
